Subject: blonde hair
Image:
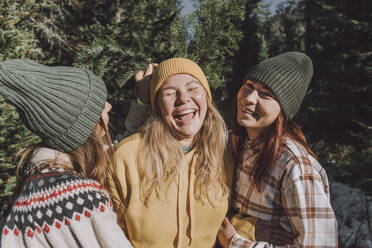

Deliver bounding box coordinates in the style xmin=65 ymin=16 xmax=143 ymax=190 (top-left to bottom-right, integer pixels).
xmin=137 ymin=101 xmax=230 ymax=205
xmin=15 ymin=119 xmax=114 ymax=191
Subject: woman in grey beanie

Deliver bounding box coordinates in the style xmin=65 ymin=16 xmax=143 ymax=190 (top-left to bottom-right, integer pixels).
xmin=0 ymin=59 xmax=133 ymax=248
xmin=217 ymin=52 xmax=338 ymax=247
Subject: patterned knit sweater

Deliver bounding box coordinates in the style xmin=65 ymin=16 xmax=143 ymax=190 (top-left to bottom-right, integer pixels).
xmin=0 ymin=149 xmax=133 ymax=248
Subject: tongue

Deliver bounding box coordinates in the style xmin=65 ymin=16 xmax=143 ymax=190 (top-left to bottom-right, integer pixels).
xmin=177 ymin=112 xmax=194 ymax=122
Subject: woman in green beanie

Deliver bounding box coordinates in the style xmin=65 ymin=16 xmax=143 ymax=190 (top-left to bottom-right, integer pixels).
xmin=217 ymin=52 xmax=338 ymax=247
xmin=0 ymin=59 xmax=133 ymax=247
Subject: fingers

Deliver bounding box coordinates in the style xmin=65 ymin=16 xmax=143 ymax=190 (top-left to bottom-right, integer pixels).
xmin=134 ymin=70 xmax=144 ymax=82
xmin=144 ymin=63 xmax=158 ymax=77
xmin=222 ymin=217 xmax=231 ymax=227
xmin=271 ymin=232 xmax=295 ymax=245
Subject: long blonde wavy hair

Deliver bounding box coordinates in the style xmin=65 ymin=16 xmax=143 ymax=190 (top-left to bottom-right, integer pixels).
xmin=137 ymin=100 xmax=230 ymax=206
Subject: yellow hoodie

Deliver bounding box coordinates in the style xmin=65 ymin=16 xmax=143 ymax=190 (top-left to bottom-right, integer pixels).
xmin=109 ymin=133 xmax=234 ymax=248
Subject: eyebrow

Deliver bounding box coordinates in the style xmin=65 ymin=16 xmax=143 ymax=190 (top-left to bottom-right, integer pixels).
xmin=161 ymin=80 xmax=200 ymax=91
xmin=186 ymin=80 xmax=200 ymax=86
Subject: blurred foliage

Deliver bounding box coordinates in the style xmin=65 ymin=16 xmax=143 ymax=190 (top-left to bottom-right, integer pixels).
xmin=73 ymin=0 xmax=181 ymax=135
xmin=0 ymin=96 xmax=40 ymax=207
xmin=301 ymin=0 xmax=372 ymax=192
xmin=177 ymin=0 xmax=247 ymax=106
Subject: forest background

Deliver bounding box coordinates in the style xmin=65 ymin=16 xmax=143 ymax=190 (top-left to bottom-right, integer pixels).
xmin=0 ymin=0 xmax=371 ymax=247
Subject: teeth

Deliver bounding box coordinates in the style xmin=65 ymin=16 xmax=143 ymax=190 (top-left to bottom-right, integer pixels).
xmin=178 ymin=109 xmax=195 ymax=115
xmin=242 ymin=109 xmax=254 ymax=114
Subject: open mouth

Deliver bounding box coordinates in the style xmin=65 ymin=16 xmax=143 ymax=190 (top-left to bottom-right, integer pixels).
xmin=173 ymin=109 xmax=197 ymax=122
xmin=241 ymin=108 xmax=259 ymax=120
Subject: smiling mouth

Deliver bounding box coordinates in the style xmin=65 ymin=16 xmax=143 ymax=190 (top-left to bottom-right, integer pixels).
xmin=241 ymin=108 xmax=259 ymax=120
xmin=173 ymin=109 xmax=197 ymax=122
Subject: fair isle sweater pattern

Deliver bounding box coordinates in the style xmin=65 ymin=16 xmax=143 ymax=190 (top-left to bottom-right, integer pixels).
xmin=0 ymin=172 xmax=112 ymax=246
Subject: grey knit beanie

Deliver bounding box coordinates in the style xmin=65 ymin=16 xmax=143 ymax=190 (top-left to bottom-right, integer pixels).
xmin=0 ymin=59 xmax=107 ymax=152
xmin=245 ymin=52 xmax=313 ymax=120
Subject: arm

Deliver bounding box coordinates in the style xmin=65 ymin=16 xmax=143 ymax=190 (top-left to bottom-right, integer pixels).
xmin=219 ymin=219 xmax=295 ymax=248
xmin=106 ymin=148 xmax=128 ymax=232
xmin=222 ymin=164 xmax=337 ymax=248
xmin=89 ymin=197 xmax=133 ymax=248
xmin=280 ymin=168 xmax=338 ymax=248
xmin=122 ymin=99 xmax=151 ymax=137
xmin=67 ymin=185 xmax=133 ymax=248
xmin=118 ymin=63 xmax=156 ymax=140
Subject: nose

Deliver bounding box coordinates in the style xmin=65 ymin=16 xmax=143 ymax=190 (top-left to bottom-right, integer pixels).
xmin=243 ymin=89 xmax=259 ymax=105
xmin=175 ymin=90 xmax=190 ymax=106
xmin=106 ymin=102 xmax=112 ymax=112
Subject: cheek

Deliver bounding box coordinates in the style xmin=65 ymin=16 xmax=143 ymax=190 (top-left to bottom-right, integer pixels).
xmin=267 ymin=102 xmax=281 ymax=119
xmin=194 ymin=92 xmax=208 ymax=109
xmin=101 ymin=112 xmax=109 ymax=125
xmin=157 ymin=98 xmax=174 ymax=119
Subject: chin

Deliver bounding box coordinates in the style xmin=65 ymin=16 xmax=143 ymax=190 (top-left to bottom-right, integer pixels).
xmin=237 ymin=119 xmax=253 ymax=128
xmin=176 ymin=128 xmax=200 ymax=139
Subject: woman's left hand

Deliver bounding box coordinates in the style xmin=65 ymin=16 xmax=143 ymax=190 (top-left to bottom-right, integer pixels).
xmin=134 ymin=63 xmax=158 ymax=104
xmin=218 ymin=217 xmax=237 ymax=248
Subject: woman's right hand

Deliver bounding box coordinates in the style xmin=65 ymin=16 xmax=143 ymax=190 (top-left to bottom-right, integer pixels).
xmin=134 ymin=63 xmax=158 ymax=104
xmin=255 ymin=219 xmax=297 ymax=245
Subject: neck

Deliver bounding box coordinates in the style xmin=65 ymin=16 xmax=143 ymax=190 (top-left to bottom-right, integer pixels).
xmin=246 ymin=127 xmax=262 ymax=140
xmin=177 ymin=137 xmax=194 ymax=148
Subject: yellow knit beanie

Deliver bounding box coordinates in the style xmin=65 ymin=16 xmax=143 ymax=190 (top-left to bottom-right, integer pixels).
xmin=150 ymin=58 xmax=212 ymax=110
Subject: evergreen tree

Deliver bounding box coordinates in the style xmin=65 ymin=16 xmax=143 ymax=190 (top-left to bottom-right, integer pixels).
xmin=74 ymin=0 xmax=181 ymax=136
xmin=178 ymin=0 xmax=246 ymax=108
xmin=266 ymin=0 xmax=305 ymax=55
xmin=303 ymin=0 xmax=372 ymax=189
xmin=231 ymin=0 xmax=270 ymax=96
xmin=0 ymin=0 xmax=44 ymax=208
xmin=0 ymin=0 xmax=44 ymax=61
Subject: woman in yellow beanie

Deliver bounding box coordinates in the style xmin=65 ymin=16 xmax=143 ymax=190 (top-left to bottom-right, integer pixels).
xmin=108 ymin=58 xmax=234 ymax=247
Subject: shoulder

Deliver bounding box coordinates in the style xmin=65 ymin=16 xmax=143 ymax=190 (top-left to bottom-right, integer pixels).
xmin=281 ymin=138 xmax=328 ymax=184
xmin=2 ymin=172 xmax=112 ymax=231
xmin=0 ymin=172 xmax=127 ymax=247
xmin=115 ymin=133 xmax=142 ymax=154
xmin=3 ymin=173 xmax=111 ymax=226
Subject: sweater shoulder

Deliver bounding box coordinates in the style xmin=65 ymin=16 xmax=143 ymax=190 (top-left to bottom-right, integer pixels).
xmin=1 ymin=172 xmax=112 ymax=235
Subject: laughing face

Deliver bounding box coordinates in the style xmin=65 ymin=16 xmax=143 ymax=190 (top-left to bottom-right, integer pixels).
xmin=237 ymin=80 xmax=281 ymax=140
xmin=157 ymin=74 xmax=208 ymax=147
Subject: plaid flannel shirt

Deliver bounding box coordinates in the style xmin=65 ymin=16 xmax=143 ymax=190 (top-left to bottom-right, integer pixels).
xmin=230 ymin=137 xmax=338 ymax=248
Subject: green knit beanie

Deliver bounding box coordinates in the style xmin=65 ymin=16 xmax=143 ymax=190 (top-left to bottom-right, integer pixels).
xmin=0 ymin=59 xmax=107 ymax=152
xmin=245 ymin=52 xmax=313 ymax=120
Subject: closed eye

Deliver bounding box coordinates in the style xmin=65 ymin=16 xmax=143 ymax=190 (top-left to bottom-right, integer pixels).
xmin=161 ymin=90 xmax=176 ymax=96
xmin=245 ymin=82 xmax=255 ymax=90
xmin=259 ymin=91 xmax=274 ymax=99
xmin=188 ymin=87 xmax=199 ymax=91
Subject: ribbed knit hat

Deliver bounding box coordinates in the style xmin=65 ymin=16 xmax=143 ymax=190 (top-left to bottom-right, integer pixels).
xmin=245 ymin=52 xmax=313 ymax=120
xmin=150 ymin=58 xmax=212 ymax=110
xmin=0 ymin=59 xmax=107 ymax=152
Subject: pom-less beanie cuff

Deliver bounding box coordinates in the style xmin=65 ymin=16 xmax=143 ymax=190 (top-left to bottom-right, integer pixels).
xmin=0 ymin=59 xmax=107 ymax=152
xmin=245 ymin=52 xmax=313 ymax=120
xmin=150 ymin=58 xmax=212 ymax=110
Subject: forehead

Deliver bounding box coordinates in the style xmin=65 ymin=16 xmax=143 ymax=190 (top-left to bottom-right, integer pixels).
xmin=162 ymin=74 xmax=200 ymax=88
xmin=246 ymin=80 xmax=270 ymax=91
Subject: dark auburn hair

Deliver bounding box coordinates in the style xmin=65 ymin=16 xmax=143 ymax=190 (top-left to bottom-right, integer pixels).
xmin=231 ymin=83 xmax=316 ymax=192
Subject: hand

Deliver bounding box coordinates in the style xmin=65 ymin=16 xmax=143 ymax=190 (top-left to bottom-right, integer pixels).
xmin=134 ymin=63 xmax=158 ymax=104
xmin=255 ymin=219 xmax=297 ymax=245
xmin=218 ymin=218 xmax=237 ymax=248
